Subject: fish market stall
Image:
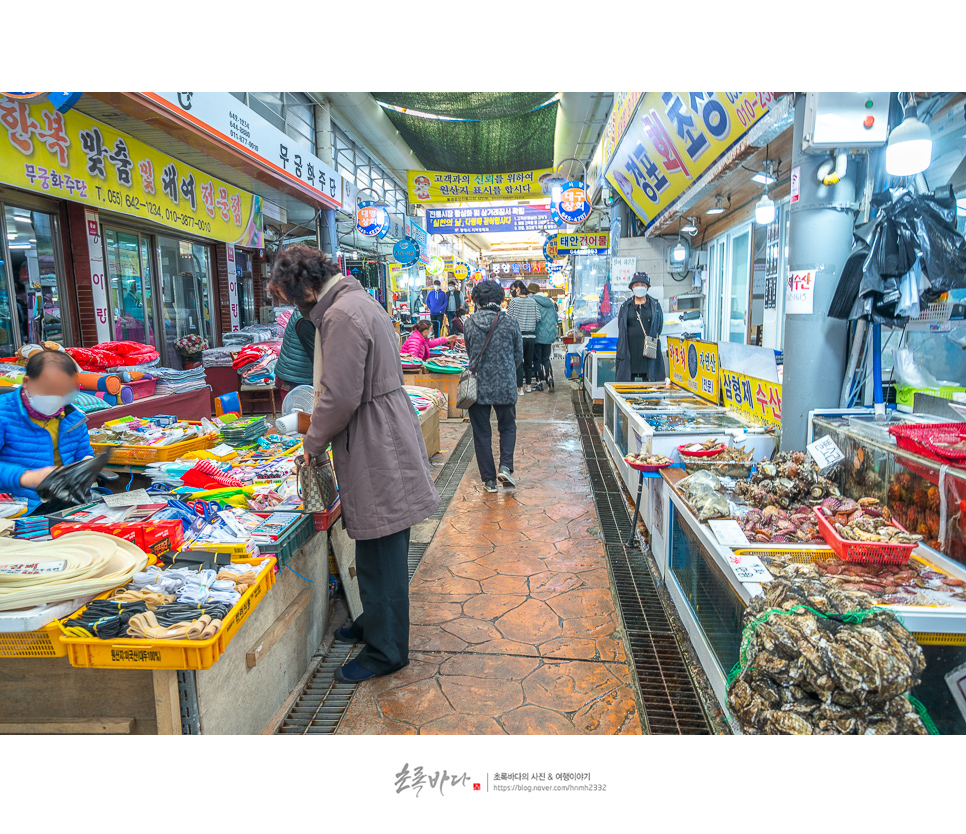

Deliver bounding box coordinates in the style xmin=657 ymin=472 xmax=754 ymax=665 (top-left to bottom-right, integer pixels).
xmin=653 ymin=451 xmax=966 ymax=734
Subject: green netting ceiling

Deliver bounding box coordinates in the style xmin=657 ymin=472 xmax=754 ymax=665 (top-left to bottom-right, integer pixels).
xmin=372 ymin=92 xmax=559 ymax=174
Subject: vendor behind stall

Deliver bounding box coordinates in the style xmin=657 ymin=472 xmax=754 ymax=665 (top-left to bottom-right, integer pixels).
xmin=0 ymin=350 xmax=94 ymax=511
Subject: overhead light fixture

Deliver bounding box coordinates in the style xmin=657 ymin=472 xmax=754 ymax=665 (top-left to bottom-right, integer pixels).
xmin=886 ymin=96 xmax=933 ymax=177
xmin=751 ymin=170 xmax=776 ymax=186
xmin=671 ymin=240 xmax=688 ymax=263
xmin=706 ymin=195 xmax=726 ymax=215
xmin=681 ymin=216 xmax=698 ymax=235
xmin=756 ymin=192 xmax=775 ymax=225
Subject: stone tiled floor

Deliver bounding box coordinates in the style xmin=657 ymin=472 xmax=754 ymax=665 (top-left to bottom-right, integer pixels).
xmin=337 ymin=379 xmax=643 ymax=735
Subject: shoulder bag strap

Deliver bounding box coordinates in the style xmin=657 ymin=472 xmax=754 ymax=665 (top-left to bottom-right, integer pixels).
xmin=470 ymin=312 xmax=502 ymax=372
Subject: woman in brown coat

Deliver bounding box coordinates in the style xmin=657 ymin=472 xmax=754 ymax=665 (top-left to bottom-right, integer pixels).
xmin=269 ymin=246 xmax=441 ymax=683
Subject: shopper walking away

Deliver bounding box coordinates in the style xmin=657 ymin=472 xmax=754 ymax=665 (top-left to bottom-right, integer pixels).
xmin=506 ymin=279 xmax=541 ymax=395
xmin=275 ymin=310 xmax=317 ymax=399
xmin=464 ymin=280 xmax=523 ymax=493
xmin=426 ymin=279 xmax=448 ymax=337
xmin=530 ymin=282 xmax=558 ymax=392
xmin=615 ymin=272 xmax=666 ymax=383
xmin=400 ymin=320 xmax=457 ymax=360
xmin=445 ymin=274 xmax=463 ymax=331
xmin=269 ymin=246 xmax=441 ymax=683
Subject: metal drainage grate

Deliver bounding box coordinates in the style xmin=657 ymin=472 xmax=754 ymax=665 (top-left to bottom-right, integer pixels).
xmin=276 ymin=642 xmax=361 ymax=734
xmin=572 ymin=390 xmax=712 ymax=735
xmin=277 ymin=427 xmax=474 ymax=735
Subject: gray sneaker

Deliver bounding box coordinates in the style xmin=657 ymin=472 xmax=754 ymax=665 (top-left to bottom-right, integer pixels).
xmin=483 ymin=480 xmax=498 ymax=493
xmin=497 ymin=466 xmax=516 ymax=487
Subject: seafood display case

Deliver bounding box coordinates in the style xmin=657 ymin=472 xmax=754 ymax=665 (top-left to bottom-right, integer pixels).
xmin=655 ymin=450 xmax=966 ymax=734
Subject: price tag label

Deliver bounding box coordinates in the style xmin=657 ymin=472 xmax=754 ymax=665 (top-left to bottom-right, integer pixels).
xmin=807 ymin=435 xmax=845 ymax=473
xmin=103 ymin=488 xmax=151 ymax=508
xmin=725 ymin=553 xmax=773 ymax=584
xmin=707 ymin=520 xmax=749 ymax=547
xmin=0 ymin=560 xmax=66 ymax=576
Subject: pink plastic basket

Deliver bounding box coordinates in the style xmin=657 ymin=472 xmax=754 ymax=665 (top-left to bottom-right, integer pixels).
xmin=127 ymin=377 xmax=157 ymax=400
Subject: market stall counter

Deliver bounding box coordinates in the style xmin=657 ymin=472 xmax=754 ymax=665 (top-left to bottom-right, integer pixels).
xmin=653 ymin=463 xmax=966 ymax=735
xmin=85 ymin=391 xmax=213 ymax=430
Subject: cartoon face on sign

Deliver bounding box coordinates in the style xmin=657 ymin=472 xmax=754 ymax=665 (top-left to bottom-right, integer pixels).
xmin=413 ymin=175 xmax=431 ymax=201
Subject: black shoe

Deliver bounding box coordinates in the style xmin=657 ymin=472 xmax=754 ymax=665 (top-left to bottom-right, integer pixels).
xmin=498 ymin=466 xmax=516 ymax=488
xmin=334 ymin=626 xmax=358 ymax=643
xmin=548 ymin=376 xmax=555 ymax=391
xmin=483 ymin=480 xmax=498 ymax=493
xmin=534 ymin=382 xmax=543 ymax=391
xmin=334 ymin=659 xmax=377 ymax=683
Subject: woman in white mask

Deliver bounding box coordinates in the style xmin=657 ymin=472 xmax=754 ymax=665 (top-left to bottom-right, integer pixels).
xmin=615 ymin=272 xmax=666 ymax=383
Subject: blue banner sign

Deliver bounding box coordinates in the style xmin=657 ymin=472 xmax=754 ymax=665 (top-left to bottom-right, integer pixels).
xmin=426 ymin=204 xmax=551 ymax=234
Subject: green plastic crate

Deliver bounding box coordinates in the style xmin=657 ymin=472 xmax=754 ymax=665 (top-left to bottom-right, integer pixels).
xmin=256 ymin=513 xmax=315 ymax=567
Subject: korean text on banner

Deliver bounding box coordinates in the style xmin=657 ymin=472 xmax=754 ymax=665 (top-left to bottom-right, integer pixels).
xmin=426 ymin=204 xmax=551 ymax=235
xmin=409 ymin=168 xmax=554 ymax=203
xmin=0 ymin=95 xmax=263 ymax=246
xmin=666 ymin=336 xmax=720 ymax=404
xmin=721 ymin=369 xmax=782 ymax=427
xmin=226 ymin=244 xmax=240 ymax=332
xmin=601 ymin=92 xmax=643 ymax=169
xmin=786 ymin=269 xmax=815 ymax=314
xmin=84 ymin=210 xmax=110 ymax=342
xmin=606 ymin=92 xmax=775 ymax=231
xmin=555 ymin=232 xmax=610 ymax=253
xmin=404 ymin=215 xmax=429 ymax=264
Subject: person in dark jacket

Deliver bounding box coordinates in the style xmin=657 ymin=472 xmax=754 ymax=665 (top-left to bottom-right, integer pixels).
xmin=426 ymin=279 xmax=448 ymax=337
xmin=268 ymin=245 xmax=441 ymax=684
xmin=274 ymin=310 xmax=316 ymax=399
xmin=445 ymin=275 xmax=463 ymax=330
xmin=615 ymin=272 xmax=666 ymax=383
xmin=464 ymin=281 xmax=523 ymax=493
xmin=450 ymin=307 xmax=467 ymax=335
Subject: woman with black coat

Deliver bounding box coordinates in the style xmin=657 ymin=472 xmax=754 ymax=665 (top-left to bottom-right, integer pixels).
xmin=615 ymin=272 xmax=666 ymax=383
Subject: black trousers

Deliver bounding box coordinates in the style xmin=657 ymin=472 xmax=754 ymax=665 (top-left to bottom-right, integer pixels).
xmin=516 ymin=338 xmax=537 ymax=386
xmin=343 ymin=527 xmax=411 ymax=674
xmin=534 ymin=342 xmax=553 ymax=382
xmin=468 ymin=402 xmax=517 ymax=482
xmin=431 ymin=313 xmax=445 ymax=337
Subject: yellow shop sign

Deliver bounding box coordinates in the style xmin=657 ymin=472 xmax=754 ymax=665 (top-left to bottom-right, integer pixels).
xmin=0 ymin=95 xmax=263 ymax=245
xmin=666 ymin=336 xmax=720 ymax=404
xmin=408 ymin=167 xmax=554 ymax=203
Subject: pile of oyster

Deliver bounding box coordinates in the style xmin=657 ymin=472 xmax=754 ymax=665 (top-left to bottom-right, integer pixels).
xmin=727 ymin=574 xmax=928 ymax=735
xmin=676 ymin=470 xmax=730 ymax=522
xmin=734 ymin=451 xmax=840 ymax=510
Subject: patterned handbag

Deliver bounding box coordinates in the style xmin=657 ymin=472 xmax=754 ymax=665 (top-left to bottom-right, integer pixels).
xmin=296 ymin=454 xmax=337 ymax=512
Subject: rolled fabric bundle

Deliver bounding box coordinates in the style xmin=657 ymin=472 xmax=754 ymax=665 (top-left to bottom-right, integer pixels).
xmin=117 ymin=385 xmax=134 ymax=404
xmin=92 ymin=391 xmax=118 ymax=406
xmin=77 ymin=372 xmax=121 ymax=395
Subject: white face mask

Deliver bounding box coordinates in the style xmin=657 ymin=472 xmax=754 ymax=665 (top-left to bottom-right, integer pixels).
xmin=632 ymin=286 xmax=649 ymax=298
xmin=26 ymin=390 xmax=75 ymax=417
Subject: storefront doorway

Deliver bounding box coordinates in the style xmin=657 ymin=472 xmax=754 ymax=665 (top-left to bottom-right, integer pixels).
xmin=101 ymin=224 xmax=215 ymax=369
xmin=0 ymin=195 xmax=70 ymax=356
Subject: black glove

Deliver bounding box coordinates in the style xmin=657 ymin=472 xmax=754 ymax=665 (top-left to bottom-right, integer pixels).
xmin=36 ymin=451 xmax=112 ymax=506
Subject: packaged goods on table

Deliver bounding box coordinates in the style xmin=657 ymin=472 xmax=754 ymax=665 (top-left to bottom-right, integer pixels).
xmin=0 ymin=533 xmax=148 ymax=611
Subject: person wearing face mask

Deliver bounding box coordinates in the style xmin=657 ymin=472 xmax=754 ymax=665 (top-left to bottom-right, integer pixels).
xmin=426 ymin=279 xmax=449 ymax=337
xmin=269 ymin=245 xmax=441 ymax=685
xmin=615 ymin=272 xmax=666 ymax=383
xmin=0 ymin=350 xmax=95 ymax=512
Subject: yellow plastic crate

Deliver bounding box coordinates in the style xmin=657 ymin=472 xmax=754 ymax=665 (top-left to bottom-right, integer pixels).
xmin=186 ymin=540 xmax=255 ymax=558
xmin=61 ymin=556 xmax=276 ymax=670
xmin=0 ymin=621 xmax=66 ymax=659
xmin=92 ymin=434 xmax=214 ymax=465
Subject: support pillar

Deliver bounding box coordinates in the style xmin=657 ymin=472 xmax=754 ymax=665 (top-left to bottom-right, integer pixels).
xmin=780 ymin=95 xmax=857 ymax=449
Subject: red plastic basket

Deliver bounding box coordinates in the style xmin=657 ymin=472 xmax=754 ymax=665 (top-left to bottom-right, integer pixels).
xmin=677 ymin=443 xmax=727 ymax=458
xmin=889 ymin=422 xmax=966 ymax=465
xmin=812 ymin=508 xmax=916 ymax=565
xmin=314 ymin=498 xmax=342 ymax=532
xmin=626 ymin=458 xmax=673 ymax=473
xmin=127 ymin=377 xmax=157 ymax=400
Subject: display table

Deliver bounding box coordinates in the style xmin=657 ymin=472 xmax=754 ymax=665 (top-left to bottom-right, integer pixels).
xmin=404 ymin=372 xmax=463 ymax=419
xmin=85 ymin=390 xmax=213 ymax=429
xmin=0 ymin=532 xmax=329 ymax=735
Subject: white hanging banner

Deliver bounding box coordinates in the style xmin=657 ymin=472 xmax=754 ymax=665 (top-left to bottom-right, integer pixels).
xmin=786 ymin=269 xmax=815 ymax=315
xmin=226 ymin=243 xmax=240 ymax=332
xmin=84 ymin=209 xmax=111 ymax=342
